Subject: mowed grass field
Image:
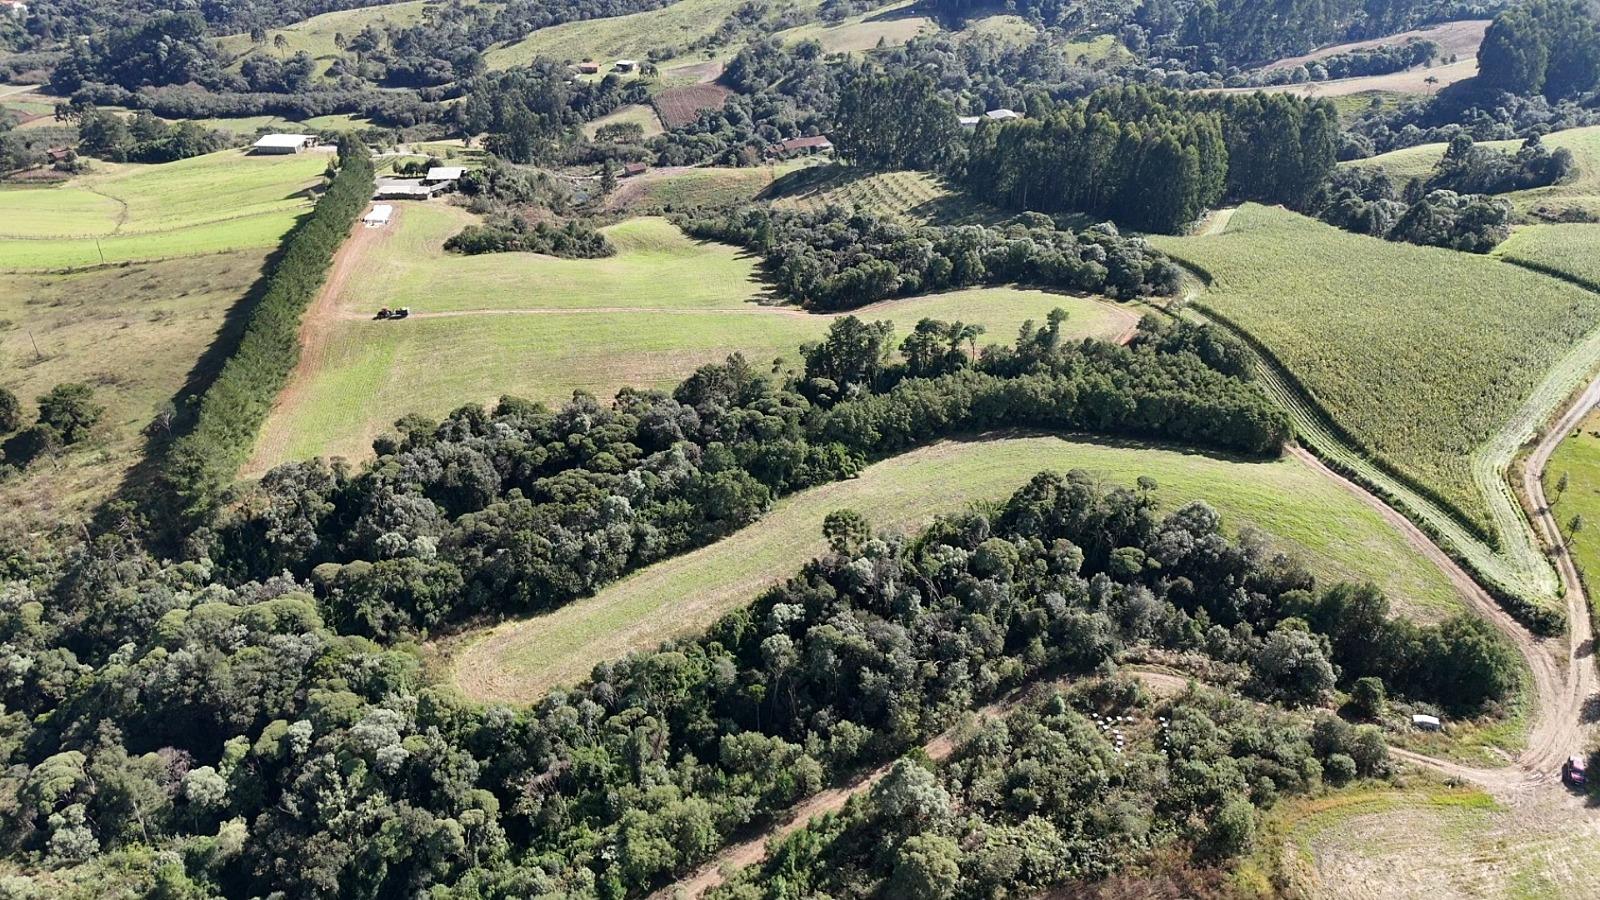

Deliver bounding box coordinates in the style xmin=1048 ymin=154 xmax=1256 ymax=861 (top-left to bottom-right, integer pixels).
xmin=0 ymin=148 xmax=327 ymax=270
xmin=1351 ymin=125 xmax=1600 ymax=219
xmin=445 ymin=434 xmax=1465 ymax=704
xmin=764 ymin=165 xmax=1002 ymax=224
xmin=611 ymin=163 xmax=807 ymax=211
xmin=1152 ymin=204 xmax=1600 ymax=539
xmin=1253 ymin=786 xmax=1600 ymax=898
xmin=248 ymin=206 xmax=1134 ymax=469
xmin=1544 ymin=408 xmax=1600 ymax=603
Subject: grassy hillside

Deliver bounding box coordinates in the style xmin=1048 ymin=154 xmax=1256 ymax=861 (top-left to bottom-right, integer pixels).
xmin=216 ymin=2 xmax=432 ymax=77
xmin=1350 ymin=125 xmax=1600 ymax=219
xmin=445 ymin=434 xmax=1466 ymax=704
xmin=582 ymin=103 xmax=664 ymax=139
xmin=0 ymin=149 xmax=327 ymax=270
xmin=1 ymin=252 xmax=279 ymax=530
xmin=764 ymin=165 xmax=1000 ymax=225
xmin=1152 ymin=204 xmax=1600 ymax=539
xmin=249 ymin=207 xmax=1133 ymax=468
xmin=486 ymin=0 xmax=824 ymax=70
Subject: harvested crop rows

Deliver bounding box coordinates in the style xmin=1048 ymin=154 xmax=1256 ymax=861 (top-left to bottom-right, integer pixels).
xmin=652 ymin=83 xmax=734 ymax=129
xmin=765 ymin=165 xmax=1001 ymax=224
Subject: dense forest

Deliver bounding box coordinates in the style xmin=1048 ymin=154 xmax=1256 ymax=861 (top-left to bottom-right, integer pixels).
xmin=676 ymin=205 xmax=1182 ymax=308
xmin=0 ymin=419 xmax=1513 ymax=897
xmin=960 ymin=87 xmax=1336 ymax=232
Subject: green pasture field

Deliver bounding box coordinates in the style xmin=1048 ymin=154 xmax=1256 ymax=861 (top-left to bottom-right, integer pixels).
xmin=764 ymin=165 xmax=1001 ymax=224
xmin=583 ymin=103 xmax=664 ymax=139
xmin=0 ymin=251 xmax=276 ymax=530
xmin=1350 ymin=125 xmax=1600 ymax=218
xmin=1152 ymin=204 xmax=1600 ymax=542
xmin=0 ymin=149 xmax=326 ymax=270
xmin=217 ymin=2 xmax=432 ymax=77
xmin=443 ymin=433 xmax=1466 ymax=704
xmin=247 ymin=206 xmax=1135 ymax=469
xmin=1545 ymin=408 xmax=1600 ymax=604
xmin=486 ymin=0 xmax=824 ymax=70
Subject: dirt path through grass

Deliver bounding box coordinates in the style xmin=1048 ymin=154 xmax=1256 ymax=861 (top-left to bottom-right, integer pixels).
xmin=244 ymin=206 xmax=395 ymax=473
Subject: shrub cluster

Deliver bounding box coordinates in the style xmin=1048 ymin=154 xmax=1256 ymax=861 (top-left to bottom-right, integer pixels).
xmin=1320 ymin=166 xmax=1515 ymax=253
xmin=157 ymin=140 xmax=374 ymax=524
xmin=444 ymin=217 xmax=613 ymax=258
xmin=1244 ymin=39 xmax=1439 ymax=87
xmin=1423 ymin=133 xmax=1576 ymax=195
xmin=676 ymin=205 xmax=1181 ymax=310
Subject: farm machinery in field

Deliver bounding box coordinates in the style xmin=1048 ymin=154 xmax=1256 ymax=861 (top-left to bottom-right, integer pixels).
xmin=374 ymin=307 xmax=411 ymax=320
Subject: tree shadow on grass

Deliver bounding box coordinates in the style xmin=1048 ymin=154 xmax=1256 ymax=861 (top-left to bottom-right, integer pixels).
xmin=97 ymin=207 xmax=315 ymax=539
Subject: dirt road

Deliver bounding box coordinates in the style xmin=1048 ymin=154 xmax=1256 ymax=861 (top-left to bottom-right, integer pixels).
xmin=242 ymin=206 xmax=393 ymax=475
xmin=652 ymin=681 xmax=1056 ymax=900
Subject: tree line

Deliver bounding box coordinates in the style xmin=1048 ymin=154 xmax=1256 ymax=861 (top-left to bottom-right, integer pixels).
xmin=153 ymin=139 xmax=374 ymax=530
xmin=676 ymin=205 xmax=1182 ymax=309
xmin=0 ymin=451 xmax=1516 ymax=897
xmin=200 ymin=313 xmax=1285 ymax=641
xmin=955 ymin=87 xmax=1337 ymax=233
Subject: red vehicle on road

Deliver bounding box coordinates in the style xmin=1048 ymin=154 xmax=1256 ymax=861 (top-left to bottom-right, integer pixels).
xmin=1563 ymin=755 xmax=1587 ymax=788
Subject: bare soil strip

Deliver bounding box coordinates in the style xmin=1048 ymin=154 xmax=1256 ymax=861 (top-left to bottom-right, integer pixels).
xmin=243 ymin=205 xmax=396 ymax=474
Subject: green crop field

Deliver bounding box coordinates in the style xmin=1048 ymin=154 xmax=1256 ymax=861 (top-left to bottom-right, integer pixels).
xmin=1497 ymin=222 xmax=1600 ymax=291
xmin=616 ymin=164 xmax=805 ymax=211
xmin=0 ymin=251 xmax=278 ymax=529
xmin=217 ymin=1 xmax=432 ymax=77
xmin=0 ymin=149 xmax=327 ymax=270
xmin=1153 ymin=204 xmax=1600 ymax=545
xmin=445 ymin=433 xmax=1466 ymax=704
xmin=247 ymin=205 xmax=1136 ymax=469
xmin=1350 ymin=125 xmax=1600 ymax=218
xmin=764 ymin=165 xmax=1001 ymax=224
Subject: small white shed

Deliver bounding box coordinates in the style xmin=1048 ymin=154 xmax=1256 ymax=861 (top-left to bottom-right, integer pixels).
xmin=1411 ymin=714 xmax=1442 ymax=731
xmin=362 ymin=204 xmax=394 ymax=228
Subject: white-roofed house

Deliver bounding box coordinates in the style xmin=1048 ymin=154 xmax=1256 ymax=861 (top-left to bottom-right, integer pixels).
xmin=984 ymin=108 xmax=1022 ymax=121
xmin=424 ymin=166 xmax=466 ymax=184
xmin=251 ymin=133 xmax=317 ymax=154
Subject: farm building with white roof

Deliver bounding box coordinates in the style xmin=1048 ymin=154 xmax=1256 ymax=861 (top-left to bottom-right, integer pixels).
xmin=252 ymin=133 xmax=316 ymax=154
